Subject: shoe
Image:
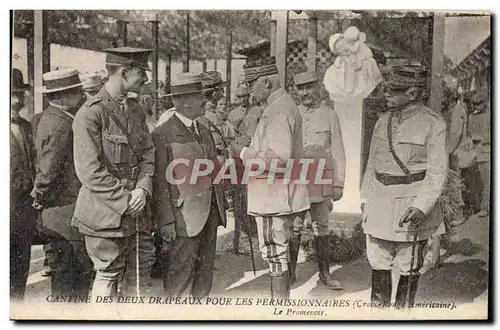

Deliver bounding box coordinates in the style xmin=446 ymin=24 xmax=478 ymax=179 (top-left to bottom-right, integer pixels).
xmin=315 ymin=236 xmax=343 ymax=290
xmin=370 ymin=269 xmax=392 ymax=308
xmin=41 ymin=265 xmax=54 ymax=277
xmin=395 ymin=274 xmax=420 ymax=309
xmin=288 ymin=236 xmax=301 ymax=283
xmin=270 ymin=272 xmax=290 ymax=299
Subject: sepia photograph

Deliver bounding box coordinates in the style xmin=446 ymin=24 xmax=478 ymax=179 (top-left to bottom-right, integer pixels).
xmin=9 ymin=9 xmax=491 ymax=320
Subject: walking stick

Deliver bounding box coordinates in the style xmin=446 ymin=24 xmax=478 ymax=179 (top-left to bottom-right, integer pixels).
xmin=406 ymin=228 xmax=419 ymax=310
xmin=245 ymin=215 xmax=257 ymax=275
xmin=136 ymin=216 xmax=140 ymax=298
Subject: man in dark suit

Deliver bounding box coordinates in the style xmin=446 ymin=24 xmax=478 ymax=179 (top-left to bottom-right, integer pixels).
xmin=152 ymin=73 xmax=227 ymax=297
xmin=32 ymin=69 xmax=93 ymax=297
xmin=10 ymin=68 xmax=37 ymax=301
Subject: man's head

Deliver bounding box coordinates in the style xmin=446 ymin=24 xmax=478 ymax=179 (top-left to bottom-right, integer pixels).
xmin=252 ymin=74 xmax=281 ymax=104
xmin=104 ymin=47 xmax=152 ymax=94
xmin=200 ymin=71 xmax=225 ymax=107
xmin=11 ymin=69 xmax=30 ymax=119
xmin=168 ymin=73 xmax=205 ymax=120
xmin=234 ymin=84 xmax=251 ymax=107
xmin=294 ymin=71 xmax=322 ymax=107
xmin=384 ymin=65 xmax=428 ymax=110
xmin=138 ymin=83 xmax=155 ymax=116
xmin=42 ymin=69 xmax=85 ymax=114
xmin=243 ymin=56 xmax=279 ymax=104
xmin=441 ymin=74 xmax=460 ymax=110
xmin=82 ymin=75 xmax=102 ymax=99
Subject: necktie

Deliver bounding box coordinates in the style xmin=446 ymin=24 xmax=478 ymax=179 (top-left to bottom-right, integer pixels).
xmin=190 ymin=123 xmax=202 ymax=144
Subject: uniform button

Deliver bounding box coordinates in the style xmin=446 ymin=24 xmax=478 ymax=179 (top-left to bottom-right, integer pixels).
xmin=209 ymin=186 xmax=213 ymax=191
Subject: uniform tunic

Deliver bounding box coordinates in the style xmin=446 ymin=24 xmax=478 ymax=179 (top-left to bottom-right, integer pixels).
xmin=361 ymin=104 xmax=448 ymax=243
xmin=72 ymin=87 xmax=155 ymax=238
xmin=294 ymin=102 xmax=346 ymax=237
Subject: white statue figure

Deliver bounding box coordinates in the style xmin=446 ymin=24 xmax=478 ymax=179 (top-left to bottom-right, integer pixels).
xmin=324 ymin=26 xmax=383 ymax=102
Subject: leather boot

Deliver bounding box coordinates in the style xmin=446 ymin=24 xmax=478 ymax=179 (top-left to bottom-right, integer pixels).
xmin=315 ymin=236 xmax=343 ymax=290
xmin=270 ymin=272 xmax=290 ymax=299
xmin=370 ymin=269 xmax=392 ymax=308
xmin=395 ymin=274 xmax=420 ymax=309
xmin=288 ymin=236 xmax=301 ymax=283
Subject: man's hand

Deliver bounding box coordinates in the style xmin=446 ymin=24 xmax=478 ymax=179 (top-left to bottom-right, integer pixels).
xmin=360 ymin=203 xmax=365 ymax=213
xmin=127 ymin=188 xmax=147 ymax=217
xmin=160 ymin=223 xmax=176 ymax=246
xmin=332 ymin=187 xmax=344 ymax=201
xmin=30 ymin=188 xmax=44 ymax=210
xmin=399 ymin=206 xmax=426 ymax=228
xmin=230 ymin=135 xmax=251 ymax=158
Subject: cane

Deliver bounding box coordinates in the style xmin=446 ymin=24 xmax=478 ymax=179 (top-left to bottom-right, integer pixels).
xmin=405 ymin=228 xmax=419 ymax=310
xmin=135 ymin=216 xmax=140 ymax=298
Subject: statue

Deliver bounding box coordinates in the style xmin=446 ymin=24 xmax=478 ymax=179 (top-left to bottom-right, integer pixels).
xmin=323 ymin=26 xmax=383 ymax=102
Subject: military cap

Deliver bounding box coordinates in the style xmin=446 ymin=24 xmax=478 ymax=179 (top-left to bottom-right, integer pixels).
xmin=41 ymin=69 xmax=83 ymax=94
xmin=165 ymin=73 xmax=206 ymax=97
xmin=104 ymin=47 xmax=153 ymax=71
xmin=387 ymin=65 xmax=428 ymax=90
xmin=200 ymin=71 xmax=225 ymax=88
xmin=12 ymin=68 xmax=31 ymax=92
xmin=82 ymin=75 xmax=102 ymax=92
xmin=244 ymin=56 xmax=279 ymax=83
xmin=293 ymin=71 xmax=319 ymax=86
xmin=235 ymin=84 xmax=251 ymax=97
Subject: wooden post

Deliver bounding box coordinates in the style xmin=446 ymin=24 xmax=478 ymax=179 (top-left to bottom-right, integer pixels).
xmin=34 ymin=10 xmax=50 ymax=115
xmin=214 ymin=59 xmax=217 ymax=71
xmin=202 ymin=58 xmax=207 ymax=72
xmin=270 ymin=20 xmax=277 ymax=57
xmin=429 ymin=12 xmax=446 ymax=113
xmin=275 ymin=10 xmax=289 ymax=89
xmin=165 ymin=54 xmax=172 ymax=94
xmin=151 ymin=18 xmax=159 ymax=119
xmin=117 ymin=20 xmax=128 ymax=47
xmin=26 ymin=21 xmax=35 ymax=118
xmin=226 ymin=29 xmax=232 ymax=106
xmin=306 ymin=17 xmax=318 ymax=72
xmin=183 ymin=13 xmax=190 ymax=72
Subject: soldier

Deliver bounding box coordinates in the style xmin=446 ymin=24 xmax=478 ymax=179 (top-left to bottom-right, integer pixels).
xmin=290 ymin=71 xmax=346 ymax=290
xmin=82 ymin=75 xmax=102 ymax=99
xmin=230 ymin=57 xmax=310 ymax=299
xmin=72 ymin=47 xmax=156 ymax=299
xmin=361 ymin=65 xmax=448 ymax=309
xmin=31 ymin=69 xmax=93 ymax=297
xmin=138 ymin=83 xmax=157 ymax=132
xmin=197 ymin=71 xmax=231 ymax=164
xmin=10 ymin=68 xmax=37 ymax=301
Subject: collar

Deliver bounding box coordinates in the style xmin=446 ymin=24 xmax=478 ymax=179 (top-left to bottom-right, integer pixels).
xmin=175 ymin=111 xmax=195 ymax=129
xmin=398 ymin=103 xmax=422 ymax=121
xmin=298 ymin=102 xmax=320 ymax=114
xmin=104 ymin=85 xmax=127 ymax=105
xmin=48 ymin=101 xmax=75 ymax=119
xmin=267 ymin=88 xmax=286 ymax=105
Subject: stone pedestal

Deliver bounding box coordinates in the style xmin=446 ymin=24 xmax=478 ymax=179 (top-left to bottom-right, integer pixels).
xmin=332 ymin=98 xmax=364 ymax=215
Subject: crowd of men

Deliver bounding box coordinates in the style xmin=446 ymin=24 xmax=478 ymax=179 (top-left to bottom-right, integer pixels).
xmin=10 ymin=45 xmax=488 ymax=309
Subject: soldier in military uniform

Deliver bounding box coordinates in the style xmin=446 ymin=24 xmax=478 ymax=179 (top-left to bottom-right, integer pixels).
xmin=290 ymin=71 xmax=346 ymax=290
xmin=72 ymin=47 xmax=156 ymax=299
xmin=361 ymin=65 xmax=448 ymax=309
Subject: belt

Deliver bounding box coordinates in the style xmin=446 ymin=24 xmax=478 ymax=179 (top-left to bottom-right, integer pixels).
xmin=375 ymin=171 xmax=426 ymax=186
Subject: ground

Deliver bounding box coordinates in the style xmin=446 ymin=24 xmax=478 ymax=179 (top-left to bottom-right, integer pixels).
xmin=20 ymin=210 xmax=489 ymax=319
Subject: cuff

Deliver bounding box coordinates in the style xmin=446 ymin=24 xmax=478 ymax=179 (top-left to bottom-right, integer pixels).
xmin=136 ymin=176 xmax=153 ymax=197
xmin=241 ymin=146 xmax=258 ymax=164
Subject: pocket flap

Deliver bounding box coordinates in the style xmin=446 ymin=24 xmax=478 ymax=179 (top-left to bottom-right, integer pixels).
xmin=173 ymin=198 xmax=184 ymax=207
xmin=103 ymin=133 xmax=128 ymax=145
xmin=398 ymin=136 xmax=425 ymax=146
